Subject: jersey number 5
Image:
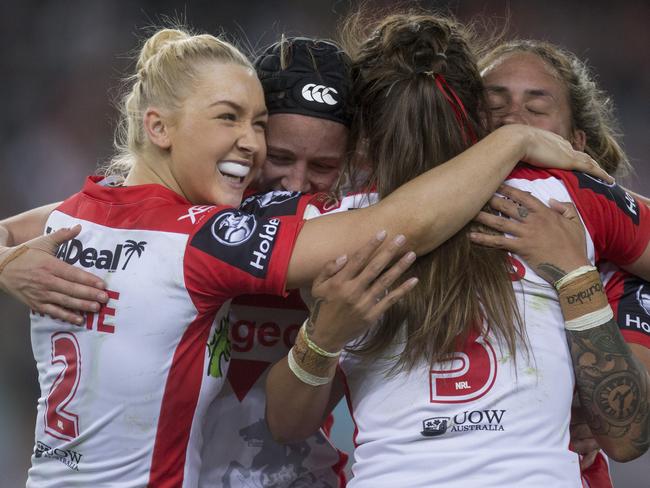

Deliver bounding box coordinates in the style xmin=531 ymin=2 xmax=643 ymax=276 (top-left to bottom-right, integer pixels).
xmin=45 ymin=332 xmax=81 ymax=441
xmin=429 ymin=331 xmax=497 ymax=404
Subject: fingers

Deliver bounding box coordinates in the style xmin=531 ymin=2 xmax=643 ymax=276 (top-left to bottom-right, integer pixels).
xmin=50 ymin=224 xmax=82 ymax=245
xmin=469 ymin=230 xmax=519 ymax=253
xmin=364 ymin=250 xmax=417 ymax=304
xmin=312 ymin=255 xmax=348 ymax=289
xmin=368 ymin=276 xmax=419 ymax=322
xmin=44 ymin=277 xmax=106 ymax=311
xmin=53 ymin=259 xmax=106 ymax=292
xmin=355 ymin=234 xmax=407 ymax=288
xmin=548 ymin=199 xmax=579 ymax=220
xmin=339 ymin=230 xmax=387 ymax=280
xmin=575 ymin=155 xmax=614 ymax=184
xmin=487 ymin=196 xmax=528 ymax=222
xmin=36 ymin=304 xmax=85 ymax=326
xmin=497 ymin=185 xmax=546 ymax=213
xmin=475 ymin=211 xmax=523 ymax=237
xmin=29 ymin=225 xmax=82 ymax=254
xmin=580 ymin=449 xmax=599 ymax=471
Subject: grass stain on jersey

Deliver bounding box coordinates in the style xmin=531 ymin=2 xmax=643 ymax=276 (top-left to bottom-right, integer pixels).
xmin=207 ymin=316 xmax=231 ymax=378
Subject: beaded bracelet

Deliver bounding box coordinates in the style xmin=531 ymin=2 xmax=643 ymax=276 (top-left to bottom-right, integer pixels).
xmin=300 ymin=318 xmax=342 ymax=358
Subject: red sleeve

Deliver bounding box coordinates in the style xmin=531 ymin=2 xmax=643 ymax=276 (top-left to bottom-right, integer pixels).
xmin=605 ymin=269 xmax=650 ymax=349
xmin=549 ymin=170 xmax=650 ymax=265
xmin=183 ymin=198 xmax=306 ymax=312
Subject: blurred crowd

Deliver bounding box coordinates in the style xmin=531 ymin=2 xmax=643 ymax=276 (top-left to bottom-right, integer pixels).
xmin=0 ymin=1 xmax=648 ymax=485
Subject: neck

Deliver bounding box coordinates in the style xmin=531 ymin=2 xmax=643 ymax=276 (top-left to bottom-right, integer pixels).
xmin=124 ymin=152 xmax=189 ymax=201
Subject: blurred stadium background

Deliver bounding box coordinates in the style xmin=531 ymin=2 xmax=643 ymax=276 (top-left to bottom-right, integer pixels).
xmin=1 ymin=1 xmax=648 ymax=486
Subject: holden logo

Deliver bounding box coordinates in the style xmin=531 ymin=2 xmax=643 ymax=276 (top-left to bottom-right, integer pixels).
xmin=211 ymin=212 xmax=257 ymax=246
xmin=637 ymin=285 xmax=650 ymax=315
xmin=301 ymin=84 xmax=339 ymax=105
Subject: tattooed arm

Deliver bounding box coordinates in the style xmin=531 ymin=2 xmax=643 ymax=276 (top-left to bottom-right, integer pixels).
xmin=471 ymin=186 xmax=650 ymax=461
xmin=566 ymin=316 xmax=649 ymax=461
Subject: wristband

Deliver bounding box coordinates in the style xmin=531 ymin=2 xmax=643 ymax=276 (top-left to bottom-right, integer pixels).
xmin=300 ymin=319 xmax=342 ymax=358
xmin=564 ymin=305 xmax=614 ymax=331
xmin=553 ymin=265 xmax=597 ymax=291
xmin=287 ymin=347 xmax=333 ymax=386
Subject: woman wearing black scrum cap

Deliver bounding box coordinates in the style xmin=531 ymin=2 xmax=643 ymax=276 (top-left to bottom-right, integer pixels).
xmin=253 ymin=37 xmax=353 ymax=193
xmin=199 ymin=37 xmax=355 ymax=488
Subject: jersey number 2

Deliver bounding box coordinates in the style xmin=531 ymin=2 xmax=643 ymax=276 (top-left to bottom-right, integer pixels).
xmin=429 ymin=331 xmax=497 ymax=404
xmin=45 ymin=332 xmax=81 ymax=441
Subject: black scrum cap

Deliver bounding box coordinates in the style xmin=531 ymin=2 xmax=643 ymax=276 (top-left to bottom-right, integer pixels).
xmin=254 ymin=37 xmax=352 ymax=127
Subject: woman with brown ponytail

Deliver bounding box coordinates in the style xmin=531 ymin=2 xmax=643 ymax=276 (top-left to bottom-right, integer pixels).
xmin=265 ymin=12 xmax=650 ymax=487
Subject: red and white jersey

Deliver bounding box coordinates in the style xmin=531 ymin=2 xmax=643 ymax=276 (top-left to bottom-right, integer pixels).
xmin=337 ymin=167 xmax=650 ymax=488
xmin=602 ymin=264 xmax=650 ymax=350
xmin=28 ymin=178 xmax=305 ymax=488
xmin=198 ymin=192 xmax=376 ymax=488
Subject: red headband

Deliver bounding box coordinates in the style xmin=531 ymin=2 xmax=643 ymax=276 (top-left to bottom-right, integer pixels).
xmin=433 ymin=74 xmax=478 ymax=145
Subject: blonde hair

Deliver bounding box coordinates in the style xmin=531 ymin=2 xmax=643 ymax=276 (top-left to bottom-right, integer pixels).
xmin=104 ymin=28 xmax=252 ymax=178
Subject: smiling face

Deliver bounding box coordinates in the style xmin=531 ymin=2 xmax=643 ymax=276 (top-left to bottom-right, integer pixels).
xmin=481 ymin=52 xmax=585 ymax=150
xmin=165 ymin=62 xmax=268 ymax=207
xmin=256 ymin=113 xmax=348 ymax=193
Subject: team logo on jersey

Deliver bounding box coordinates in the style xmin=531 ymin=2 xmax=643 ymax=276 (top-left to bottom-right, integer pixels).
xmin=211 ymin=212 xmax=258 ymax=246
xmin=420 ymin=410 xmax=506 ymax=438
xmin=637 ymin=284 xmax=650 ymax=316
xmin=421 ymin=417 xmax=450 ymax=437
xmin=239 ymin=191 xmax=301 ymax=217
xmin=191 ymin=210 xmax=281 ymax=278
xmin=574 ymin=172 xmax=639 ymax=224
xmin=49 ymin=228 xmax=147 ymax=271
xmin=34 ymin=440 xmax=83 ymax=472
xmin=207 ymin=316 xmax=231 ymax=378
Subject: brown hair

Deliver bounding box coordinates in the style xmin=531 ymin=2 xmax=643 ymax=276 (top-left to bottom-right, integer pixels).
xmin=105 ymin=27 xmax=252 ymax=178
xmin=341 ymin=11 xmax=523 ymax=371
xmin=478 ymin=40 xmax=630 ymax=176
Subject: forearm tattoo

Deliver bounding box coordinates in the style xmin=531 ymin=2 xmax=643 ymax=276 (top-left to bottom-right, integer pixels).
xmin=567 ymin=319 xmax=650 ymax=456
xmin=536 ymin=262 xmax=567 ymax=284
xmin=307 ymin=298 xmax=324 ymax=335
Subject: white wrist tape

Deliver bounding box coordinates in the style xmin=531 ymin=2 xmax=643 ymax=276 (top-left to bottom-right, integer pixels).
xmin=554 ymin=265 xmax=597 ymax=291
xmin=287 ymin=347 xmax=333 ymax=386
xmin=564 ymin=305 xmax=614 ymax=331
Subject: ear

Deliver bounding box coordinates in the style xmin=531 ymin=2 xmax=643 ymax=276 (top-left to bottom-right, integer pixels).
xmin=571 ymin=128 xmax=586 ymax=152
xmin=143 ymin=107 xmax=172 ymax=150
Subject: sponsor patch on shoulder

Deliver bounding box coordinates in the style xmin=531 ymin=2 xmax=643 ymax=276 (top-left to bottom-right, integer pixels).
xmin=575 ymin=172 xmax=639 ymax=224
xmin=617 ymin=279 xmax=650 ymax=338
xmin=239 ymin=191 xmax=301 ymax=217
xmin=191 ymin=209 xmax=281 ymax=278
